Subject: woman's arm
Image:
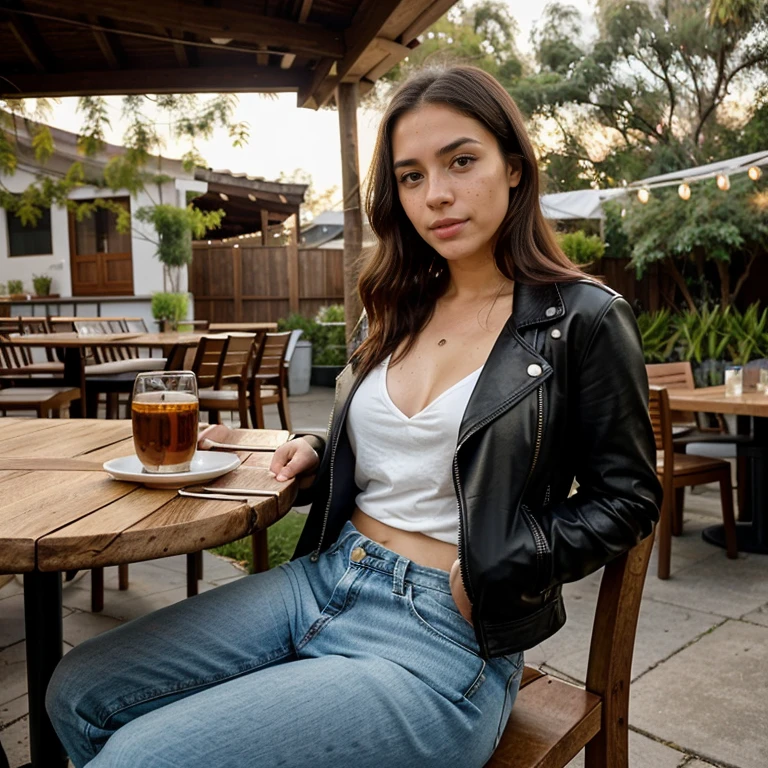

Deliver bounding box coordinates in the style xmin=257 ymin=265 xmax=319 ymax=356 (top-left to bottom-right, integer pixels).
xmin=534 ymin=297 xmax=662 ymax=589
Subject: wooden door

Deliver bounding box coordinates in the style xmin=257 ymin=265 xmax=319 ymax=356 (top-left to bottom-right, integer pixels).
xmin=69 ymin=199 xmax=134 ymax=296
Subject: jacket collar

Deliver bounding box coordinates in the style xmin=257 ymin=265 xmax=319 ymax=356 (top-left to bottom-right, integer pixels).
xmin=512 ymin=281 xmax=566 ymax=329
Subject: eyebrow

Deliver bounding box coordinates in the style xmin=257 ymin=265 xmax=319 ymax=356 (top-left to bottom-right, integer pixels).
xmin=392 ymin=137 xmax=482 ymax=171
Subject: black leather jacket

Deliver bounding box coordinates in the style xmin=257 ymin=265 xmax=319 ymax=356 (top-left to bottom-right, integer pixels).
xmin=292 ymin=280 xmax=661 ymax=658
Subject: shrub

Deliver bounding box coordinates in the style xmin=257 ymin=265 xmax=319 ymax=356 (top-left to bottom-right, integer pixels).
xmin=151 ymin=292 xmax=189 ymax=325
xmin=558 ymin=230 xmax=605 ymax=265
xmin=7 ymin=279 xmax=23 ymax=295
xmin=32 ymin=273 xmax=52 ymax=296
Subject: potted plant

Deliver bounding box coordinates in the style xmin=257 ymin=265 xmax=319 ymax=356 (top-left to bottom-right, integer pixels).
xmin=32 ymin=273 xmax=53 ymax=297
xmin=152 ymin=291 xmax=190 ymax=332
xmin=311 ymin=304 xmax=347 ymax=387
xmin=7 ymin=279 xmax=25 ymax=300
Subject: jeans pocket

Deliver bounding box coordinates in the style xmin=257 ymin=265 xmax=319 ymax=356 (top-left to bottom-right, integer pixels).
xmin=404 ymin=585 xmax=487 ymax=702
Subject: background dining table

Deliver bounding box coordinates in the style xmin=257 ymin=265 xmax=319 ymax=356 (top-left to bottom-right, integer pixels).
xmin=667 ymin=385 xmax=768 ymax=554
xmin=0 ymin=418 xmax=295 ymax=768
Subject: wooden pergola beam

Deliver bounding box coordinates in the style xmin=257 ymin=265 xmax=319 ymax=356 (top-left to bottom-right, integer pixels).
xmin=4 ymin=10 xmax=50 ymax=72
xmin=90 ymin=16 xmax=122 ymax=70
xmin=282 ymin=0 xmax=314 ymax=69
xmin=313 ymin=0 xmax=402 ymax=107
xmin=2 ymin=67 xmax=312 ymax=98
xmin=27 ymin=0 xmax=345 ymax=60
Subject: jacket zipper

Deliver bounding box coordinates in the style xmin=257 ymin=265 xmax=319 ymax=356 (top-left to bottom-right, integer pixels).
xmin=521 ymin=386 xmax=548 ymax=588
xmin=452 ymin=383 xmax=545 ymax=603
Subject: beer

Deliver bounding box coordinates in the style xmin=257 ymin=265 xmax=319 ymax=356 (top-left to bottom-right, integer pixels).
xmin=132 ymin=392 xmax=199 ymax=473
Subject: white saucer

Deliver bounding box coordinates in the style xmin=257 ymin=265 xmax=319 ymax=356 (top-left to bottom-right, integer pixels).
xmin=103 ymin=452 xmax=241 ymax=489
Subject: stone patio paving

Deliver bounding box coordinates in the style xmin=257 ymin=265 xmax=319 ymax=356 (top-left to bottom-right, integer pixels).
xmin=2 ymin=386 xmax=768 ymax=767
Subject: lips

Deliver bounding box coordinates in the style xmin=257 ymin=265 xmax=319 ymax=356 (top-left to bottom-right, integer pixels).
xmin=430 ymin=219 xmax=468 ymax=240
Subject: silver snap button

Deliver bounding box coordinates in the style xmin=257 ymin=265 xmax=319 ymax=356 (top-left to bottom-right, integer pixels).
xmin=527 ymin=363 xmax=543 ymax=377
xmin=350 ymin=546 xmax=366 ymax=562
xmin=545 ymin=307 xmax=558 ymax=317
xmin=551 ymin=329 xmax=561 ymax=339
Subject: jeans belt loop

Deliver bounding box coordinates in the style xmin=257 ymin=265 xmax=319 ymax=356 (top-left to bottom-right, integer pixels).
xmin=392 ymin=556 xmax=409 ymax=596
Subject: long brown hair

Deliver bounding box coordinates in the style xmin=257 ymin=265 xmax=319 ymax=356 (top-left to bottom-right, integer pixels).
xmin=352 ymin=65 xmax=587 ymax=378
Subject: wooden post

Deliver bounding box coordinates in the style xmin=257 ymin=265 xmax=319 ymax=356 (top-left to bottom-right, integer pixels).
xmin=336 ymin=82 xmax=363 ymax=350
xmin=287 ymin=210 xmax=300 ymax=314
xmin=232 ymin=246 xmax=243 ymax=323
xmin=261 ymin=209 xmax=269 ymax=246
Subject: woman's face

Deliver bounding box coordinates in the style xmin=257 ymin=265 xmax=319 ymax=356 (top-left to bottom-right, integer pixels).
xmin=391 ymin=103 xmax=522 ymax=266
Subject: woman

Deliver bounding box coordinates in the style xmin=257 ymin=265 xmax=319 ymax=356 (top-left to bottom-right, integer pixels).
xmin=47 ymin=66 xmax=661 ymax=767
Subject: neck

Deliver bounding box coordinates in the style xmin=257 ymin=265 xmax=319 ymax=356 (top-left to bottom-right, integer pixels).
xmin=442 ymin=254 xmax=513 ymax=302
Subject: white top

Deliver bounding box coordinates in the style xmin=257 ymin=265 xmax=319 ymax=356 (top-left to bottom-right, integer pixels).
xmin=345 ymin=354 xmax=484 ymax=545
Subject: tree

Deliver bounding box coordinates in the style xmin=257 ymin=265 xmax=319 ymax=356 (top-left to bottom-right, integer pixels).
xmin=512 ymin=0 xmax=768 ymax=189
xmin=277 ymin=168 xmax=338 ymax=228
xmin=369 ymin=1 xmax=523 ymax=107
xmin=0 ymin=93 xmax=248 ymax=252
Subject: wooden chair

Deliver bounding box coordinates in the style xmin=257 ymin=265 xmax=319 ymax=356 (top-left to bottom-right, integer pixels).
xmin=251 ymin=331 xmax=293 ymax=430
xmin=198 ymin=333 xmax=265 ymax=428
xmin=486 ymin=531 xmax=654 ymax=768
xmin=0 ymin=336 xmax=65 ymax=380
xmin=646 ymin=362 xmax=750 ymax=524
xmin=0 ymin=385 xmax=80 ymax=417
xmin=649 ymin=385 xmax=737 ymax=579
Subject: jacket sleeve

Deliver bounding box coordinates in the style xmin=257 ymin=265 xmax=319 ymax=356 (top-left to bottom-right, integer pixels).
xmin=536 ymin=296 xmax=661 ymax=589
xmin=290 ymin=433 xmax=327 ymax=507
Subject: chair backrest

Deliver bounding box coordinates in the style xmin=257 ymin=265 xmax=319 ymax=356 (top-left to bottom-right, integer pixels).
xmin=47 ymin=317 xmax=76 ymax=333
xmin=645 ymin=361 xmax=698 ymax=426
xmin=0 ymin=318 xmax=22 ymax=335
xmin=648 ymin=384 xmax=673 ymax=490
xmin=257 ymin=331 xmax=292 ymax=384
xmin=189 ymin=335 xmax=228 ymax=389
xmin=121 ymin=317 xmax=149 ymax=333
xmin=0 ymin=337 xmax=34 ymax=369
xmin=216 ymin=333 xmax=262 ymax=387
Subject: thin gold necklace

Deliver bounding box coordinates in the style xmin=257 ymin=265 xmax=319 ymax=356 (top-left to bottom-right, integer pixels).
xmin=437 ymin=279 xmax=511 ymax=346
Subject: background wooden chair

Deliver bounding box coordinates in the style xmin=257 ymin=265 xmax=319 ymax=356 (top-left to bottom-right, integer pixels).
xmin=251 ymin=331 xmax=293 ymax=430
xmin=487 ymin=531 xmax=654 ymax=768
xmin=649 ymin=384 xmax=737 ymax=579
xmin=646 ymin=361 xmax=751 ymax=524
xmin=198 ymin=333 xmax=265 ymax=428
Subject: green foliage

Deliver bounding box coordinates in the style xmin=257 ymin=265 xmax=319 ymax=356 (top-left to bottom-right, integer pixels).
xmin=136 ymin=204 xmax=225 ymax=292
xmin=151 ymin=292 xmax=189 ymax=323
xmin=32 ymin=274 xmax=52 ymax=296
xmin=558 ymin=230 xmax=605 ymax=265
xmin=602 ymin=201 xmax=632 ymax=260
xmin=211 ymin=510 xmax=307 ymax=572
xmin=277 ymin=308 xmax=347 ymax=366
xmin=0 ymin=283 xmax=5 ymax=296
xmin=7 ymin=279 xmax=23 ymax=295
xmin=636 ymin=303 xmax=768 ymax=367
xmin=512 ymin=0 xmax=768 ymax=189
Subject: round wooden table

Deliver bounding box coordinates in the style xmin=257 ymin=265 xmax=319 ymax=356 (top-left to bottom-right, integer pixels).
xmin=0 ymin=419 xmax=294 ymax=768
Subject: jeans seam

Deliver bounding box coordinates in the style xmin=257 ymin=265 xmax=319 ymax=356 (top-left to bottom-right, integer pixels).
xmin=96 ymin=649 xmax=294 ymax=729
xmin=406 ymin=585 xmax=480 ymax=657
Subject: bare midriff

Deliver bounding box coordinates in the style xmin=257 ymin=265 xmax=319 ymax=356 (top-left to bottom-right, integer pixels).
xmin=350 ymin=507 xmax=458 ymax=573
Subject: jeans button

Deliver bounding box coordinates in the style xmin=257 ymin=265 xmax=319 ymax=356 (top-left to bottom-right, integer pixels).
xmin=350 ymin=546 xmax=366 ymax=562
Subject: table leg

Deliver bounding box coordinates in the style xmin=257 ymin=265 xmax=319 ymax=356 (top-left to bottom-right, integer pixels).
xmin=63 ymin=348 xmax=84 ymax=419
xmin=703 ymin=417 xmax=768 ymax=555
xmin=23 ymin=572 xmax=67 ymax=768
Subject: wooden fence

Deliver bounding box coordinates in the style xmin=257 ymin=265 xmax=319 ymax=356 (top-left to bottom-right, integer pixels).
xmin=189 ymin=243 xmax=345 ymax=323
xmin=189 ymin=243 xmax=672 ymax=324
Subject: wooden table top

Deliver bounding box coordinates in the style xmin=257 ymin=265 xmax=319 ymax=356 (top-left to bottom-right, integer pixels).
xmin=666 ymin=386 xmax=768 ymax=418
xmin=5 ymin=331 xmax=206 ymax=348
xmin=0 ymin=419 xmax=295 ymax=574
xmin=208 ymin=323 xmax=279 ymax=332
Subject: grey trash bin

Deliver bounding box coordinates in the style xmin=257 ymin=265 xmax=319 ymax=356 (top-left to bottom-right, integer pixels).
xmin=288 ymin=339 xmax=312 ymax=396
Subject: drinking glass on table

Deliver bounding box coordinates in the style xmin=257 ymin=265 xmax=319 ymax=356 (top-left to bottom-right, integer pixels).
xmin=724 ymin=365 xmax=743 ymax=397
xmin=759 ymin=368 xmax=768 ymax=395
xmin=132 ymin=371 xmax=199 ymax=473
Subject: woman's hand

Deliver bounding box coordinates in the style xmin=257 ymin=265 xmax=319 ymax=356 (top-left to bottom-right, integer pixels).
xmin=269 ymin=438 xmax=321 ymax=487
xmin=449 ymin=559 xmax=473 ymax=625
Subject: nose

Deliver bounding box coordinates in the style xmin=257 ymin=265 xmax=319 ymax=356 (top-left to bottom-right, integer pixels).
xmin=425 ymin=173 xmax=454 ymax=209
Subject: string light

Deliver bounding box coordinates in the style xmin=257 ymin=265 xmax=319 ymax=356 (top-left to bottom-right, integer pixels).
xmin=637 ymin=188 xmax=650 ymax=204
xmin=748 ymin=166 xmax=763 ymax=181
xmin=716 ymin=173 xmax=730 ymax=191
xmin=678 ymin=183 xmax=691 ymax=200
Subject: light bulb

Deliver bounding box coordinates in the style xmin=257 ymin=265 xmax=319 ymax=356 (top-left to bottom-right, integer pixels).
xmin=620 ymin=208 xmax=627 ymax=218
xmin=716 ymin=173 xmax=730 ymax=191
xmin=637 ymin=188 xmax=650 ymax=204
xmin=678 ymin=183 xmax=691 ymax=200
xmin=748 ymin=166 xmax=762 ymax=181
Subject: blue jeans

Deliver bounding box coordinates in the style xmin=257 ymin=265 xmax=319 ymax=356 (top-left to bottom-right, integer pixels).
xmin=46 ymin=521 xmax=523 ymax=767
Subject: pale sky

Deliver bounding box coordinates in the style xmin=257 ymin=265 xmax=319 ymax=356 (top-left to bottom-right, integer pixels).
xmin=40 ymin=0 xmax=596 ymax=209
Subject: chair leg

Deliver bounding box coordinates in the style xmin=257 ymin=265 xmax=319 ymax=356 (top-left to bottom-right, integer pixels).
xmin=736 ymin=455 xmax=749 ymax=522
xmin=91 ymin=568 xmax=104 ymax=612
xmin=186 ymin=553 xmax=199 ymax=597
xmin=250 ymin=387 xmax=265 ymax=429
xmin=657 ymin=493 xmax=672 ymax=580
xmin=195 ymin=550 xmax=204 ymax=580
xmin=251 ymin=529 xmax=269 ymax=573
xmin=672 ymin=487 xmax=684 ymax=536
xmin=118 ymin=563 xmax=129 ymax=591
xmin=106 ymin=392 xmax=119 ymax=419
xmin=718 ymin=471 xmax=738 ymax=560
